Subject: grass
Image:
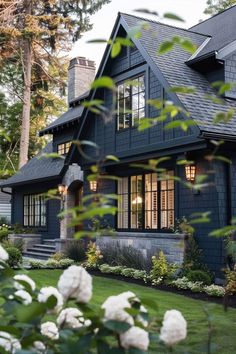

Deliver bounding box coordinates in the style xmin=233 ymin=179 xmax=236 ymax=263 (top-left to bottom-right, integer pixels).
xmin=27 ymin=269 xmax=236 ymax=354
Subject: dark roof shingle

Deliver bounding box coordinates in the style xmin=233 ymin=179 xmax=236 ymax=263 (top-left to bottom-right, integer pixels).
xmin=189 ymin=5 xmax=236 ymax=59
xmin=121 ymin=13 xmax=236 ymax=137
xmin=0 ymin=142 xmax=64 ymax=187
xmin=40 ymin=105 xmax=84 ymax=136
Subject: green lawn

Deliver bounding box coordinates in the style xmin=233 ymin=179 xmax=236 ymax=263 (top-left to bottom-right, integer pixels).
xmin=28 ymin=269 xmax=236 ymax=354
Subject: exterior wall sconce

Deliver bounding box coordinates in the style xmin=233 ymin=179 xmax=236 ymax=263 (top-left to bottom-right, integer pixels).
xmin=89 ymin=180 xmax=98 ymax=192
xmin=58 ymin=184 xmax=68 ymax=195
xmin=185 ymin=165 xmax=196 ymax=183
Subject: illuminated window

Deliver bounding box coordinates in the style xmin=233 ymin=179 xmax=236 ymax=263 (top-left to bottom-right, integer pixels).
xmin=117 ymin=75 xmax=145 ymax=130
xmin=23 ymin=194 xmax=47 ymax=227
xmin=117 ymin=172 xmax=174 ymax=230
xmin=57 ymin=141 xmax=72 ymax=155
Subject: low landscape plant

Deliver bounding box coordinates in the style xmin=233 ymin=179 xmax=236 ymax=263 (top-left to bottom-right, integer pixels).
xmin=186 ymin=269 xmax=212 ymax=285
xmin=85 ymin=241 xmax=103 ymax=269
xmin=5 ymin=246 xmax=22 ymax=267
xmin=65 ymin=239 xmax=87 ymax=262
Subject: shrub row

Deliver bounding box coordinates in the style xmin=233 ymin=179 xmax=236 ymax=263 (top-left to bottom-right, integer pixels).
xmin=92 ymin=263 xmax=225 ymax=297
xmin=29 ymin=258 xmax=74 ymax=269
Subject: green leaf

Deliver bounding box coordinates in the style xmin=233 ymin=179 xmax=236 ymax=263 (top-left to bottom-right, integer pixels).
xmin=139 ymin=297 xmax=158 ymax=311
xmin=105 ymin=155 xmax=120 ymax=162
xmin=209 ymin=225 xmax=236 ymax=238
xmin=111 ymin=41 xmax=121 ymax=58
xmin=158 ymin=41 xmax=174 ymax=54
xmin=104 ymin=320 xmax=131 ymax=333
xmin=163 ymin=13 xmax=184 ymax=22
xmin=169 ymin=86 xmax=196 ymax=94
xmin=134 ymin=8 xmax=159 ymax=16
xmin=91 ymin=77 xmax=115 ymax=90
xmin=16 ymin=302 xmax=46 ymax=322
xmin=87 ymin=39 xmax=108 ymax=43
xmin=179 ymin=39 xmax=197 ymax=53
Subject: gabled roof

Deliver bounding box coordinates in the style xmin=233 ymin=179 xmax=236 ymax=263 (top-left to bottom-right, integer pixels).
xmin=189 ymin=5 xmax=236 ymax=61
xmin=74 ymin=12 xmax=236 ymax=143
xmin=39 ymin=91 xmax=88 ymax=136
xmin=0 ymin=142 xmax=65 ymax=188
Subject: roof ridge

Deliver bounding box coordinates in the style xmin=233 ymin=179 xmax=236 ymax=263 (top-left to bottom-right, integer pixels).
xmin=189 ymin=4 xmax=236 ymax=30
xmin=119 ymin=12 xmax=210 ymax=38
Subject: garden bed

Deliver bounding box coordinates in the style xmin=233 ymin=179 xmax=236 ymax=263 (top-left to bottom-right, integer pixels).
xmin=89 ymin=269 xmax=236 ymax=308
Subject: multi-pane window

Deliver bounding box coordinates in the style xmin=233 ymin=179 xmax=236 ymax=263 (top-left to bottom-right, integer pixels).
xmin=117 ymin=172 xmax=174 ymax=230
xmin=24 ymin=194 xmax=47 ymax=227
xmin=57 ymin=141 xmax=72 ymax=155
xmin=117 ymin=75 xmax=145 ymax=130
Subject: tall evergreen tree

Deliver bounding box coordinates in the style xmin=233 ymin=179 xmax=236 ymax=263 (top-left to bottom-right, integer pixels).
xmin=204 ymin=0 xmax=236 ymax=15
xmin=0 ymin=0 xmax=110 ymax=168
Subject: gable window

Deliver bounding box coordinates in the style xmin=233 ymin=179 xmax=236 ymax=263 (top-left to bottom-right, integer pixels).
xmin=117 ymin=75 xmax=145 ymax=130
xmin=117 ymin=172 xmax=174 ymax=230
xmin=57 ymin=141 xmax=72 ymax=155
xmin=24 ymin=194 xmax=47 ymax=227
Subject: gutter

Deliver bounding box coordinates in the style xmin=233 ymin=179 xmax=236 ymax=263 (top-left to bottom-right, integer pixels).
xmin=200 ymin=131 xmax=236 ymax=142
xmin=0 ymin=188 xmax=12 ymax=196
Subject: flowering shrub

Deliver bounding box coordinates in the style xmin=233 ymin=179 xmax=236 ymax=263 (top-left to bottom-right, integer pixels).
xmin=85 ymin=241 xmax=103 ymax=269
xmin=204 ymin=285 xmax=225 ymax=297
xmin=172 ymin=277 xmax=225 ymax=297
xmin=150 ymin=251 xmax=168 ymax=280
xmin=0 ymin=245 xmax=190 ymax=353
xmin=29 ymin=258 xmax=74 ymax=269
xmin=225 ymin=269 xmax=236 ymax=295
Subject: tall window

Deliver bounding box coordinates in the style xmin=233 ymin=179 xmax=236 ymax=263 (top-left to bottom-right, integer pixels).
xmin=117 ymin=172 xmax=174 ymax=230
xmin=24 ymin=194 xmax=47 ymax=227
xmin=57 ymin=141 xmax=72 ymax=155
xmin=117 ymin=75 xmax=145 ymax=130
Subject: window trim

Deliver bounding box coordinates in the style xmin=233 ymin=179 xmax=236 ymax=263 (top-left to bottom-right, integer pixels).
xmin=116 ymin=73 xmax=146 ymax=131
xmin=117 ymin=172 xmax=175 ymax=232
xmin=23 ymin=193 xmax=47 ymax=228
xmin=57 ymin=141 xmax=72 ymax=156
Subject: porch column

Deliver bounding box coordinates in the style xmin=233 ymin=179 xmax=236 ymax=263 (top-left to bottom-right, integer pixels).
xmin=60 ymin=191 xmax=75 ymax=240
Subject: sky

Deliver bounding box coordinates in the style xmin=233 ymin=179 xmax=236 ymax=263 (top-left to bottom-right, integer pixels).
xmin=70 ymin=0 xmax=208 ymax=68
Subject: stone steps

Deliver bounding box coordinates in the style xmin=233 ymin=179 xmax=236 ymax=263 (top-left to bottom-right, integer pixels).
xmin=23 ymin=240 xmax=56 ymax=260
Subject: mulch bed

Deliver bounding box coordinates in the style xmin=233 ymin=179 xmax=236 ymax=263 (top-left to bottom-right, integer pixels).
xmin=89 ymin=270 xmax=236 ymax=309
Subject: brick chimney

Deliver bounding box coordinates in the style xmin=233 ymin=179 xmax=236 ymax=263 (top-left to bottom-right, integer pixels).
xmin=68 ymin=57 xmax=96 ymax=104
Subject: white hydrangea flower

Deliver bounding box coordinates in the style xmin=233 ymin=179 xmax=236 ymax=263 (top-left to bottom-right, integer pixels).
xmin=38 ymin=286 xmax=63 ymax=313
xmin=57 ymin=308 xmax=85 ymax=329
xmin=41 ymin=322 xmax=59 ymax=340
xmin=119 ymin=291 xmax=136 ymax=301
xmin=33 ymin=341 xmax=46 ymax=353
xmin=137 ymin=305 xmax=148 ymax=327
xmin=119 ymin=292 xmax=148 ymax=327
xmin=57 ymin=266 xmax=92 ymax=303
xmin=101 ymin=293 xmax=134 ymax=325
xmin=120 ymin=326 xmax=149 ymax=351
xmin=14 ymin=290 xmax=32 ymax=305
xmin=0 ymin=331 xmax=21 ymax=353
xmin=0 ymin=245 xmax=8 ymax=262
xmin=14 ymin=274 xmax=36 ymax=291
xmin=160 ymin=309 xmax=187 ymax=346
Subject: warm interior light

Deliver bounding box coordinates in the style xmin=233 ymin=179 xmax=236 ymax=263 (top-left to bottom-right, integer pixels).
xmin=89 ymin=180 xmax=98 ymax=192
xmin=185 ymin=165 xmax=196 ymax=182
xmin=58 ymin=184 xmax=67 ymax=195
xmin=132 ymin=196 xmax=143 ymax=204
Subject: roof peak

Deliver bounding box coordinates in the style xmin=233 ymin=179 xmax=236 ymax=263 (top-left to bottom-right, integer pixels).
xmin=119 ymin=12 xmax=210 ymax=38
xmin=189 ymin=4 xmax=236 ymax=30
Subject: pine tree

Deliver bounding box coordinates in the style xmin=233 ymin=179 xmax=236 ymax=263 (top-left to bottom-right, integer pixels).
xmin=0 ymin=0 xmax=110 ymax=168
xmin=204 ymin=0 xmax=236 ymax=15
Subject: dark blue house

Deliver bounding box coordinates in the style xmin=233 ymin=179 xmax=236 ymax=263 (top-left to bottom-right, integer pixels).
xmin=1 ymin=7 xmax=236 ymax=276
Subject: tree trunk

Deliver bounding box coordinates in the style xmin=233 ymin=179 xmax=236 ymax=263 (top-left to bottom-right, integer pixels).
xmin=18 ymin=0 xmax=32 ymax=169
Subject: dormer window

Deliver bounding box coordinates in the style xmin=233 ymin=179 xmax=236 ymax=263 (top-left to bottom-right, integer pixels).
xmin=117 ymin=74 xmax=145 ymax=130
xmin=57 ymin=141 xmax=72 ymax=155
